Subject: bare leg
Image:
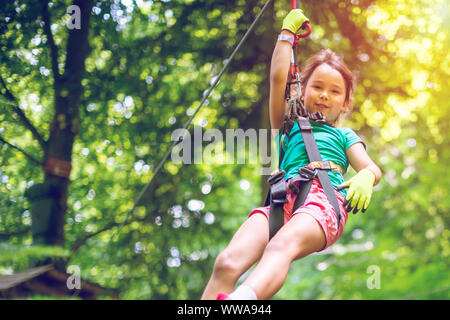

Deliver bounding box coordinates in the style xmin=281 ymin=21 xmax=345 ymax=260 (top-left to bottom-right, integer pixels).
xmin=243 ymin=213 xmax=326 ymax=300
xmin=201 ymin=213 xmax=269 ymax=299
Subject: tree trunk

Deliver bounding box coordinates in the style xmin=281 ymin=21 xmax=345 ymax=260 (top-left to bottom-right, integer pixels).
xmin=38 ymin=0 xmax=93 ymax=247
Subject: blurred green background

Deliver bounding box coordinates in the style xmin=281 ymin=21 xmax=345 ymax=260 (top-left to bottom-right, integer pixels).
xmin=0 ymin=0 xmax=448 ymax=299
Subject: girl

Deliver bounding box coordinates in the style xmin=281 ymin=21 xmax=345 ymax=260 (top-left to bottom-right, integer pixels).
xmin=201 ymin=9 xmax=382 ymax=300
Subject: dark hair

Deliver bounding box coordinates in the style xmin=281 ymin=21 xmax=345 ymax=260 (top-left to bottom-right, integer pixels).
xmin=300 ymin=49 xmax=356 ymax=112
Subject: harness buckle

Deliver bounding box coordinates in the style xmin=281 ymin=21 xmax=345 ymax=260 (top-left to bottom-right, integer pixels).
xmin=289 ymin=167 xmax=317 ymax=195
xmin=267 ymin=169 xmax=288 ymax=204
xmin=309 ymin=111 xmax=326 ymax=123
xmin=268 ymin=169 xmax=285 ymax=184
xmin=298 ymin=166 xmax=317 ymax=180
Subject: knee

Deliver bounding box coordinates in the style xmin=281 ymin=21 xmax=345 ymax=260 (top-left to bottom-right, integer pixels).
xmin=213 ymin=250 xmax=241 ymax=280
xmin=265 ymin=233 xmax=300 ymax=260
xmin=265 ymin=236 xmax=287 ymax=253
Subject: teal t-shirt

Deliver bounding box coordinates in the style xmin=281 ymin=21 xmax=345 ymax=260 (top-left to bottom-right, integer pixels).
xmin=276 ymin=120 xmax=364 ymax=198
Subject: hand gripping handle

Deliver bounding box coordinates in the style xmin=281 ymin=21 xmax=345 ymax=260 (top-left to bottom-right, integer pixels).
xmin=290 ymin=0 xmax=311 ymax=39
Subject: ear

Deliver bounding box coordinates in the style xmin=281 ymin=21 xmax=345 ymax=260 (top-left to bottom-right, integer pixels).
xmin=341 ymin=100 xmax=351 ymax=114
xmin=344 ymin=100 xmax=349 ymax=109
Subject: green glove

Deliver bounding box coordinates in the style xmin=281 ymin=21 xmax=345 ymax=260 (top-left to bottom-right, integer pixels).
xmin=282 ymin=9 xmax=309 ymax=34
xmin=339 ymin=168 xmax=375 ymax=214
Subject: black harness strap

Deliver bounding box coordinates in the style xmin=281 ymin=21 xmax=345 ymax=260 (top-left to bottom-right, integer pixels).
xmin=296 ymin=117 xmax=342 ymax=229
xmin=267 ymin=169 xmax=287 ymax=239
xmin=290 ymin=166 xmax=316 ymax=211
xmin=266 ymin=117 xmax=295 ymax=239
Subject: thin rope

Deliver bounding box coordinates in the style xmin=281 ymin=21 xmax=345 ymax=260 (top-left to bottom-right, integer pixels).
xmin=106 ymin=0 xmax=274 ymax=247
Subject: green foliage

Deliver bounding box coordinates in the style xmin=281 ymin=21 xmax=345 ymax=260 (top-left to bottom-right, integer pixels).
xmin=0 ymin=0 xmax=449 ymax=300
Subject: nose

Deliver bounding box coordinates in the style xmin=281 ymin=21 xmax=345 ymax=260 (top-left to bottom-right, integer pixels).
xmin=319 ymin=91 xmax=328 ymax=100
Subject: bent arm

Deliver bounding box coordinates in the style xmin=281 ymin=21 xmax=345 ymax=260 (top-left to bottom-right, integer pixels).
xmin=269 ymin=31 xmax=293 ymax=130
xmin=346 ymin=142 xmax=382 ymax=185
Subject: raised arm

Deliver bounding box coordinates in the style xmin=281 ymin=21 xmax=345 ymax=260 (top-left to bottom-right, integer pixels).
xmin=269 ymin=9 xmax=309 ymax=130
xmin=269 ymin=31 xmax=292 ymax=130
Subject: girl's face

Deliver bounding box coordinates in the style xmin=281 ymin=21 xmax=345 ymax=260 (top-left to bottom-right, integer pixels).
xmin=303 ymin=63 xmax=348 ymax=125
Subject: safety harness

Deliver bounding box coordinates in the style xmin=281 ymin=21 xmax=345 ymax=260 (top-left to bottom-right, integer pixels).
xmin=266 ymin=1 xmax=343 ymax=239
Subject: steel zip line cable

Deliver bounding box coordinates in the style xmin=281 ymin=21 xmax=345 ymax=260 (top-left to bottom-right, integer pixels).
xmin=107 ymin=0 xmax=274 ymax=245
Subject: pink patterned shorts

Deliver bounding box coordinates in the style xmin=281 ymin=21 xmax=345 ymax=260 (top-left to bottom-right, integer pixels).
xmin=248 ymin=178 xmax=348 ymax=251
